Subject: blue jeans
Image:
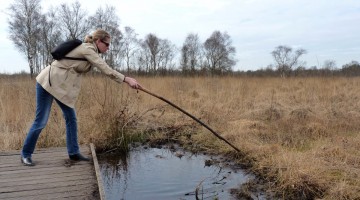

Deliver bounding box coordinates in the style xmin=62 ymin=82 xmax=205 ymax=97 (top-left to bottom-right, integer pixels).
xmin=21 ymin=82 xmax=80 ymax=158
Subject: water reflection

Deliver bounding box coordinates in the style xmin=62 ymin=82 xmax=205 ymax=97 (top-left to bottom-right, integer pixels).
xmin=98 ymin=146 xmax=254 ymax=200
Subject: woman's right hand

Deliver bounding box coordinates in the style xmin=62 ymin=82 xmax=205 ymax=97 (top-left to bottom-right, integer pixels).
xmin=124 ymin=77 xmax=141 ymax=89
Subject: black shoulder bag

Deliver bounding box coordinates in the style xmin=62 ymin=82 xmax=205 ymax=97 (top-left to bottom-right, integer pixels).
xmin=49 ymin=39 xmax=87 ymax=86
xmin=51 ymin=39 xmax=87 ymax=61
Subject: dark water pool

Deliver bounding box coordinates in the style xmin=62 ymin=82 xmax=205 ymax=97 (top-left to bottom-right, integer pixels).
xmin=98 ymin=146 xmax=258 ymax=200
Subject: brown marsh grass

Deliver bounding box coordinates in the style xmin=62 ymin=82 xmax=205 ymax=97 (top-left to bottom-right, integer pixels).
xmin=1 ymin=75 xmax=360 ymax=199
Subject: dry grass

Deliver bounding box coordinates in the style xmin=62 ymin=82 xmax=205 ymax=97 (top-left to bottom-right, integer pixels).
xmin=1 ymin=75 xmax=360 ymax=199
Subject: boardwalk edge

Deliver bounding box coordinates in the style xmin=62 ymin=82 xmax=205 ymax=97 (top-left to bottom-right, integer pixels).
xmin=90 ymin=143 xmax=106 ymax=200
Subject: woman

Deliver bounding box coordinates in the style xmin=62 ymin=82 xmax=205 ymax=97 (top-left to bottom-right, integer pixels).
xmin=21 ymin=29 xmax=140 ymax=166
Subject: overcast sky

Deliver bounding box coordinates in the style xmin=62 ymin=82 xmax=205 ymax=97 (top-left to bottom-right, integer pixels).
xmin=0 ymin=0 xmax=359 ymax=73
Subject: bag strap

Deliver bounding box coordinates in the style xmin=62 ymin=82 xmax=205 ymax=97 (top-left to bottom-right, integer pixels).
xmin=62 ymin=56 xmax=87 ymax=61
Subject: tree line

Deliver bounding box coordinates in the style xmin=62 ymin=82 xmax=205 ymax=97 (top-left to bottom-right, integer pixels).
xmin=236 ymin=60 xmax=360 ymax=77
xmin=7 ymin=0 xmax=358 ymax=78
xmin=7 ymin=0 xmax=237 ymax=77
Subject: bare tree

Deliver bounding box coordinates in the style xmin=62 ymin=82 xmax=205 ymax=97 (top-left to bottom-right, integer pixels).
xmin=137 ymin=39 xmax=151 ymax=73
xmin=180 ymin=33 xmax=202 ymax=75
xmin=38 ymin=8 xmax=62 ymax=69
xmin=144 ymin=33 xmax=160 ymax=73
xmin=203 ymin=31 xmax=236 ymax=75
xmin=88 ymin=5 xmax=123 ymax=69
xmin=122 ymin=26 xmax=139 ymax=73
xmin=319 ymin=59 xmax=336 ymax=76
xmin=323 ymin=60 xmax=337 ymax=70
xmin=138 ymin=34 xmax=178 ymax=74
xmin=58 ymin=1 xmax=90 ymax=40
xmin=341 ymin=60 xmax=360 ymax=76
xmin=8 ymin=0 xmax=43 ymax=76
xmin=271 ymin=45 xmax=307 ymax=78
xmin=157 ymin=39 xmax=177 ymax=74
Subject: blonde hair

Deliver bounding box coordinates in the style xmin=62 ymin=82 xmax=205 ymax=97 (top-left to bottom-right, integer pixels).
xmin=84 ymin=29 xmax=110 ymax=43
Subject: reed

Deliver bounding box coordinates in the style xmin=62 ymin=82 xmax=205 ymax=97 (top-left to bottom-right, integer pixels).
xmin=1 ymin=75 xmax=360 ymax=199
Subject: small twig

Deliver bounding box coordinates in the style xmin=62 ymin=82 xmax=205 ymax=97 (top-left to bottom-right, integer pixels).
xmin=121 ymin=106 xmax=164 ymax=133
xmin=96 ymin=146 xmax=121 ymax=155
xmin=195 ymin=178 xmax=206 ymax=200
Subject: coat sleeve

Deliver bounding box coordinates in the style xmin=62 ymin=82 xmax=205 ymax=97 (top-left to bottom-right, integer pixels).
xmin=82 ymin=44 xmax=125 ymax=83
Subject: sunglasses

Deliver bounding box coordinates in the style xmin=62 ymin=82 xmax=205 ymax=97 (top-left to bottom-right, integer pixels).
xmin=100 ymin=40 xmax=110 ymax=47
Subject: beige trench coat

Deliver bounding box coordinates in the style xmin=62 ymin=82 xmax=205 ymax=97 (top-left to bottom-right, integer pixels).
xmin=36 ymin=42 xmax=125 ymax=108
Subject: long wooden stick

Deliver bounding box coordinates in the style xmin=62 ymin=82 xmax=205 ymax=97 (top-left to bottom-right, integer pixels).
xmin=138 ymin=86 xmax=240 ymax=152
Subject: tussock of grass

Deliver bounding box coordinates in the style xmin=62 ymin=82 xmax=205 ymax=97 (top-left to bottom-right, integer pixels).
xmin=2 ymin=75 xmax=360 ymax=199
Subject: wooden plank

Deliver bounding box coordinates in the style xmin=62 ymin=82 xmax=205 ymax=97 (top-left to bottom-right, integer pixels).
xmin=0 ymin=146 xmax=89 ymax=156
xmin=0 ymin=147 xmax=91 ymax=166
xmin=0 ymin=178 xmax=94 ymax=193
xmin=0 ymin=166 xmax=92 ymax=179
xmin=0 ymin=163 xmax=91 ymax=175
xmin=0 ymin=145 xmax=99 ymax=200
xmin=1 ymin=161 xmax=90 ymax=170
xmin=90 ymin=143 xmax=106 ymax=200
xmin=2 ymin=158 xmax=90 ymax=168
xmin=3 ymin=190 xmax=98 ymax=200
xmin=0 ymin=144 xmax=92 ymax=160
xmin=0 ymin=170 xmax=91 ymax=183
xmin=3 ymin=173 xmax=93 ymax=187
xmin=0 ymin=183 xmax=96 ymax=199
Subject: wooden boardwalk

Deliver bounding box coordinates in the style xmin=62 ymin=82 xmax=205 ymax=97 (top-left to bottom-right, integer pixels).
xmin=0 ymin=144 xmax=104 ymax=200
